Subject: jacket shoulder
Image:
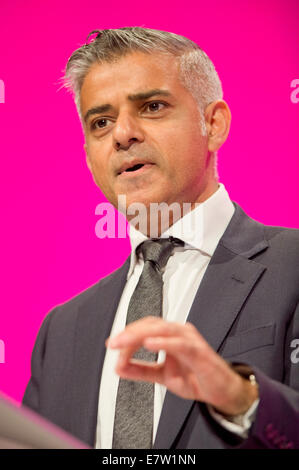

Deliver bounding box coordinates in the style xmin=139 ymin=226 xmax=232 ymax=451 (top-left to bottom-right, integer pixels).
xmin=44 ymin=256 xmax=130 ymax=329
xmin=262 ymin=223 xmax=299 ymax=255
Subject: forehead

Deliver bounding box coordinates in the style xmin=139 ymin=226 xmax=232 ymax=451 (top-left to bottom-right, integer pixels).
xmin=80 ymin=51 xmax=186 ymax=111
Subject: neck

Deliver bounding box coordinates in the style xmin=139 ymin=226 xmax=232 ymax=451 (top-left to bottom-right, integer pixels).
xmin=127 ymin=181 xmax=220 ymax=237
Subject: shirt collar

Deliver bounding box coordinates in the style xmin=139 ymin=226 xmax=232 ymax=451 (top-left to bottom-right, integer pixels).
xmin=127 ymin=183 xmax=235 ymax=279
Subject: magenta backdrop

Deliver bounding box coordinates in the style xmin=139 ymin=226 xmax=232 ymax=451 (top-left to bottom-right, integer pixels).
xmin=0 ymin=0 xmax=298 ymax=403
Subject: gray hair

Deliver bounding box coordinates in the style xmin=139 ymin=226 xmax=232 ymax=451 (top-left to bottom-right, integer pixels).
xmin=62 ymin=27 xmax=223 ymax=129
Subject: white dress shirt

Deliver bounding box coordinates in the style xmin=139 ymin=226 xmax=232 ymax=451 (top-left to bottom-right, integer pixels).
xmin=95 ymin=183 xmax=257 ymax=448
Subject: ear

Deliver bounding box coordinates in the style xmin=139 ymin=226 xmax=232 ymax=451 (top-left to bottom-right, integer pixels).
xmin=84 ymin=143 xmax=92 ymax=172
xmin=204 ymin=100 xmax=231 ymax=152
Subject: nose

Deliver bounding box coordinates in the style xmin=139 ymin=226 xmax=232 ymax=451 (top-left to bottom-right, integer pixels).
xmin=112 ymin=112 xmax=144 ymax=151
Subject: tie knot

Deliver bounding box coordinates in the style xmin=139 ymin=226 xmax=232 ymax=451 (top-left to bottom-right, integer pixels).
xmin=137 ymin=237 xmax=184 ymax=271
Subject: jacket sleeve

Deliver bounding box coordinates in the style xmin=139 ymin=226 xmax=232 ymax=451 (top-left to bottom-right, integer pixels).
xmin=239 ymin=300 xmax=299 ymax=449
xmin=22 ymin=309 xmax=57 ymax=414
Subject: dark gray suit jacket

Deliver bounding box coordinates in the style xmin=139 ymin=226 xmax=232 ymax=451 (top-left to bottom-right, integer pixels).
xmin=23 ymin=203 xmax=299 ymax=448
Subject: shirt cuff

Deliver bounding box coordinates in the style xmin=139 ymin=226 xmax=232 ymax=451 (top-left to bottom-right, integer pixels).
xmin=207 ymin=398 xmax=260 ymax=439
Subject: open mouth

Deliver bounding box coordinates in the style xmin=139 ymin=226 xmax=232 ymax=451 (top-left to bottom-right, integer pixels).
xmin=118 ymin=162 xmax=154 ymax=176
xmin=124 ymin=163 xmax=145 ymax=173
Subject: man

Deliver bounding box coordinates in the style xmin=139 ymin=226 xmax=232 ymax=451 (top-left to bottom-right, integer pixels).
xmin=23 ymin=27 xmax=299 ymax=449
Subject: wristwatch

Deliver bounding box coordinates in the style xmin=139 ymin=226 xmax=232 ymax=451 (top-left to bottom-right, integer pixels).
xmin=230 ymin=362 xmax=258 ymax=389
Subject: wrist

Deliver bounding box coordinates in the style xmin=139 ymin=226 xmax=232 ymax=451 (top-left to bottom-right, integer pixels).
xmin=213 ymin=364 xmax=259 ymax=417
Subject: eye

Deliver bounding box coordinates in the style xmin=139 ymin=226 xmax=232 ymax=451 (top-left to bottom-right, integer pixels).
xmin=145 ymin=101 xmax=166 ymax=113
xmin=91 ymin=118 xmax=111 ymax=130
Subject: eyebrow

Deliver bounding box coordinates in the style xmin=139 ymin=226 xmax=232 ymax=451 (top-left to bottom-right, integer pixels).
xmin=127 ymin=88 xmax=172 ymax=102
xmin=83 ymin=89 xmax=172 ymax=124
xmin=84 ymin=104 xmax=112 ymax=124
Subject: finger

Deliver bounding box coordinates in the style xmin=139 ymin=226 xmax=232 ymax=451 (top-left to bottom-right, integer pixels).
xmin=116 ymin=354 xmax=202 ymax=400
xmin=116 ymin=335 xmax=198 ymax=382
xmin=144 ymin=336 xmax=202 ymax=365
xmin=117 ymin=345 xmax=138 ymax=368
xmin=143 ymin=335 xmax=221 ymax=375
xmin=116 ymin=357 xmax=165 ymax=384
xmin=108 ymin=317 xmax=167 ymax=349
xmin=108 ymin=318 xmax=200 ymax=349
xmin=144 ymin=335 xmax=203 ymax=355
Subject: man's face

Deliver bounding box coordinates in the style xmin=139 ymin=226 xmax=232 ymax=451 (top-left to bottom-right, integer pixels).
xmin=81 ymin=51 xmax=216 ymax=213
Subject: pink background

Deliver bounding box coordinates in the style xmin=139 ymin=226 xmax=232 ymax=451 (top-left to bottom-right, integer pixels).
xmin=0 ymin=0 xmax=298 ymax=403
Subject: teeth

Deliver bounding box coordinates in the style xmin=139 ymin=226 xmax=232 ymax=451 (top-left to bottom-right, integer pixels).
xmin=125 ymin=163 xmax=144 ymax=172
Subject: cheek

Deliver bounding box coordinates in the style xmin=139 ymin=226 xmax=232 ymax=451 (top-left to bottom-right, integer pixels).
xmin=157 ymin=118 xmax=205 ymax=154
xmin=87 ymin=142 xmax=109 ymax=175
xmin=162 ymin=134 xmax=206 ymax=179
xmin=87 ymin=152 xmax=113 ymax=194
xmin=92 ymin=157 xmax=106 ymax=175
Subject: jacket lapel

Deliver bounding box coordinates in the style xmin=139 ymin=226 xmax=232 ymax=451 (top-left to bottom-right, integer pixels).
xmin=154 ymin=204 xmax=269 ymax=448
xmin=70 ymin=256 xmax=130 ymax=446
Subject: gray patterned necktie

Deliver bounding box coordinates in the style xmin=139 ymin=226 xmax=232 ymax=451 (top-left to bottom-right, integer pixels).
xmin=112 ymin=236 xmax=184 ymax=449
